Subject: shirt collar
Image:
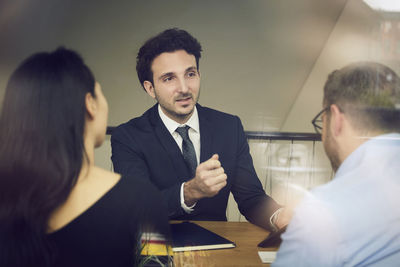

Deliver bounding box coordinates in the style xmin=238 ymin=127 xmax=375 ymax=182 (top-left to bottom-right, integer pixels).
xmin=335 ymin=133 xmax=400 ymax=178
xmin=158 ymin=104 xmax=199 ymax=134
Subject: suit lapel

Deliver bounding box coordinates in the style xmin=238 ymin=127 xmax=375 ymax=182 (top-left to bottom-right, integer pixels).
xmin=149 ymin=105 xmax=190 ymax=181
xmin=198 ymin=105 xmax=213 ymax=163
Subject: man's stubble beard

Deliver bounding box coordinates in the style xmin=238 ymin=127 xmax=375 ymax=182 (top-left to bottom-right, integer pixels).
xmin=323 ymin=127 xmax=341 ymax=173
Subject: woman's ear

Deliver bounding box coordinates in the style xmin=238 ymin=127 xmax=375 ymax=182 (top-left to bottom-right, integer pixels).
xmin=330 ymin=104 xmax=344 ymax=137
xmin=85 ymin=92 xmax=97 ymax=119
xmin=143 ymin=81 xmax=156 ymax=99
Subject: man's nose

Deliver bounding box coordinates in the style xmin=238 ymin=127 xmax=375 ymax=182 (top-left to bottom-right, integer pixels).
xmin=177 ymin=78 xmax=189 ymax=93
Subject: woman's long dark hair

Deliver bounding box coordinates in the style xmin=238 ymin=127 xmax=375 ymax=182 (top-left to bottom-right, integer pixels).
xmin=0 ymin=48 xmax=95 ymax=266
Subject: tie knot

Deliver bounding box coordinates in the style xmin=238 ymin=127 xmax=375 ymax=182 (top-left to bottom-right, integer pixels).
xmin=176 ymin=125 xmax=190 ymax=139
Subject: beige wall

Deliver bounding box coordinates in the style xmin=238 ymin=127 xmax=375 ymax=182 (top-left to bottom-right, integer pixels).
xmin=281 ymin=0 xmax=399 ymax=131
xmin=3 ymin=0 xmax=394 ymax=133
xmin=0 ymin=0 xmax=346 ymax=131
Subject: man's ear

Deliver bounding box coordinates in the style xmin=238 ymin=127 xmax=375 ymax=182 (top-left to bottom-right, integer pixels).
xmin=330 ymin=104 xmax=344 ymax=136
xmin=143 ymin=81 xmax=156 ymax=99
xmin=85 ymin=92 xmax=97 ymax=119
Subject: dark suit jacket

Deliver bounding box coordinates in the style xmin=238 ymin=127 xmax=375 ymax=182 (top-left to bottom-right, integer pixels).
xmin=111 ymin=104 xmax=280 ymax=223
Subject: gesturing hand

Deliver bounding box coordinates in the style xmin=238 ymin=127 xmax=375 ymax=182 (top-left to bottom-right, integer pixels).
xmin=183 ymin=154 xmax=227 ymax=206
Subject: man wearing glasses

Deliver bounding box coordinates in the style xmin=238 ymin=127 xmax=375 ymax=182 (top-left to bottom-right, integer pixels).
xmin=273 ymin=62 xmax=400 ymax=266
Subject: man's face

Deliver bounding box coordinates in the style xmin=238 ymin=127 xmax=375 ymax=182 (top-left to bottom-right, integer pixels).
xmin=322 ymin=110 xmax=341 ymax=172
xmin=144 ymin=49 xmax=200 ymax=124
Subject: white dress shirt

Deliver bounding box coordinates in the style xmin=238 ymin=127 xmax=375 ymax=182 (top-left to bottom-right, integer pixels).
xmin=158 ymin=105 xmax=200 ymax=213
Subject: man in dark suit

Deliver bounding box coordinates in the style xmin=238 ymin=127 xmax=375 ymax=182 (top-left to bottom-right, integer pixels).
xmin=111 ymin=28 xmax=289 ymax=230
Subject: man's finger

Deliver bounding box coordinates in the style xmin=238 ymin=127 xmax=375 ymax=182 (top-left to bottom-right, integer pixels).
xmin=203 ymin=173 xmax=227 ymax=187
xmin=207 ymin=167 xmax=225 ymax=177
xmin=200 ymin=158 xmax=221 ymax=170
xmin=209 ymin=180 xmax=227 ymax=193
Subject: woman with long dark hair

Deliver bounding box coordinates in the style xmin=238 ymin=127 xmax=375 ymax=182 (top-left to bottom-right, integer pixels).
xmin=0 ymin=48 xmax=170 ymax=267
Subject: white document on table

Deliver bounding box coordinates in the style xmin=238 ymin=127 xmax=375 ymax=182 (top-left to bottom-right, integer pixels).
xmin=258 ymin=251 xmax=277 ymax=263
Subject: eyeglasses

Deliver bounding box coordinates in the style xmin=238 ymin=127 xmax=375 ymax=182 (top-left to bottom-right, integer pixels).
xmin=311 ymin=107 xmax=329 ymax=134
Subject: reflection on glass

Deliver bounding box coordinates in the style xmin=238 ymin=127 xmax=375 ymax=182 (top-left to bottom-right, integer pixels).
xmin=249 ymin=140 xmax=333 ymax=207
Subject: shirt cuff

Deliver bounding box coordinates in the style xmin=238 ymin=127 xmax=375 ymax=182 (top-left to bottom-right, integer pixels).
xmin=180 ymin=182 xmax=196 ymax=213
xmin=270 ymin=208 xmax=283 ymax=232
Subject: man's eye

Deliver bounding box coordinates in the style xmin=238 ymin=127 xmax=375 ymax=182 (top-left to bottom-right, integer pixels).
xmin=163 ymin=76 xmax=173 ymax=82
xmin=187 ymin=72 xmax=197 ymax=77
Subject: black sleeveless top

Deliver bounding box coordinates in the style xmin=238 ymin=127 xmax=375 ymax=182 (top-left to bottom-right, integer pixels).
xmin=48 ymin=176 xmax=170 ymax=267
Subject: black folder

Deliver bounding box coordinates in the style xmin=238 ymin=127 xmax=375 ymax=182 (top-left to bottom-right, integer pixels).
xmin=170 ymin=221 xmax=236 ymax=252
xmin=258 ymin=225 xmax=287 ymax=248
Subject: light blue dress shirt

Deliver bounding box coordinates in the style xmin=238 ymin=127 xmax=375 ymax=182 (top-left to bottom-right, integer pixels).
xmin=273 ymin=133 xmax=400 ymax=267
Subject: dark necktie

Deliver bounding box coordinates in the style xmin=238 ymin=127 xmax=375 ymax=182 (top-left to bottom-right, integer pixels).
xmin=175 ymin=125 xmax=197 ymax=177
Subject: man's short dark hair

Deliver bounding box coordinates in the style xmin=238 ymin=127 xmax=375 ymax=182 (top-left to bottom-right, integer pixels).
xmin=323 ymin=61 xmax=400 ymax=132
xmin=136 ymin=28 xmax=202 ymax=90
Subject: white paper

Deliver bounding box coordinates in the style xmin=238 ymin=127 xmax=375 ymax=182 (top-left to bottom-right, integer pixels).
xmin=258 ymin=251 xmax=277 ymax=263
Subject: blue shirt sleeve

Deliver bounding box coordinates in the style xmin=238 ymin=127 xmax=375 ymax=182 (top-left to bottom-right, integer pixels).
xmin=272 ymin=195 xmax=342 ymax=267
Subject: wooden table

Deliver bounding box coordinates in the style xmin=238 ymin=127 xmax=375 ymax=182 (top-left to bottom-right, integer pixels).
xmin=172 ymin=221 xmax=278 ymax=267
